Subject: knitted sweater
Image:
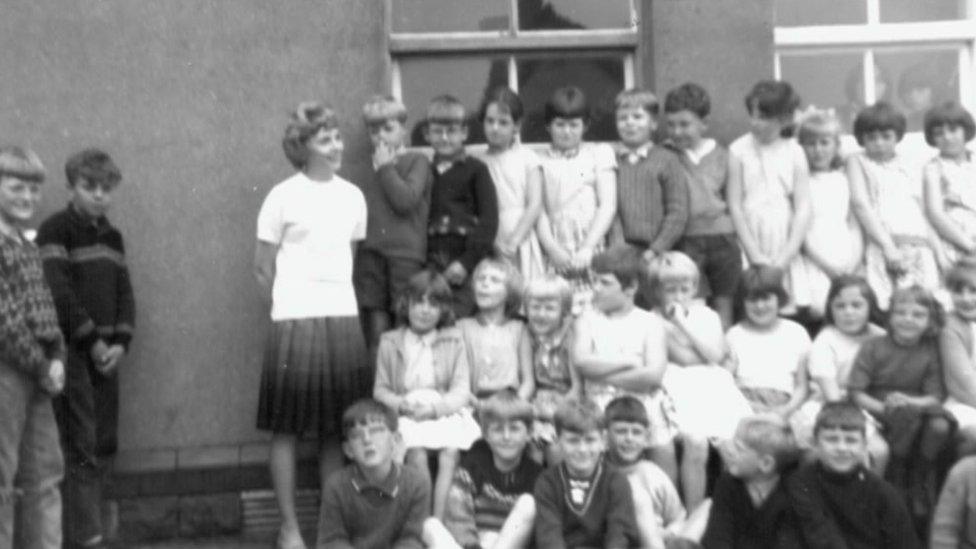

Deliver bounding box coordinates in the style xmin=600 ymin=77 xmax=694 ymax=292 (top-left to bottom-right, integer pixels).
xmin=427 ymin=155 xmax=498 ymax=273
xmin=701 ymin=472 xmax=804 ymax=549
xmin=614 ymin=145 xmax=689 ymax=253
xmin=359 ymin=152 xmax=432 ymax=262
xmin=36 ymin=205 xmax=135 ymax=351
xmin=671 ymin=141 xmax=735 ymax=236
xmin=787 ymin=462 xmax=919 ymax=549
xmin=0 ymin=230 xmax=65 ymax=381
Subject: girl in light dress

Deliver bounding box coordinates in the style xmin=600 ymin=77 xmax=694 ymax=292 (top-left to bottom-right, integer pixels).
xmin=795 ymin=276 xmax=890 ymax=474
xmin=477 ymin=87 xmax=546 ymax=284
xmin=372 ymin=270 xmax=480 ymax=520
xmin=923 ymin=101 xmax=976 ymax=263
xmin=649 ymin=251 xmax=751 ymax=511
xmin=796 ymin=108 xmax=864 ymax=319
xmin=848 ymin=101 xmax=946 ymax=310
xmin=536 ymin=86 xmax=617 ymax=314
xmin=727 ymin=80 xmax=813 ymax=315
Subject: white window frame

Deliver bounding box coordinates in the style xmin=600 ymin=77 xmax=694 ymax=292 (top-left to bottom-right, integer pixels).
xmin=384 ymin=0 xmax=640 ymax=130
xmin=773 ymin=0 xmax=976 ymax=120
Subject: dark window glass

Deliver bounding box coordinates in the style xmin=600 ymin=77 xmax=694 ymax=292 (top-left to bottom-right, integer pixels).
xmin=780 ymin=52 xmax=865 ymax=132
xmin=875 ymin=48 xmax=960 ymax=131
xmin=518 ymin=0 xmax=633 ymax=30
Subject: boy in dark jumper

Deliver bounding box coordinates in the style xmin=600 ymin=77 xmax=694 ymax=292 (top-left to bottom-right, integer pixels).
xmin=423 ymin=94 xmax=498 ymax=317
xmin=37 ymin=148 xmax=134 ymax=548
xmin=788 ymin=401 xmax=919 ymax=549
xmin=354 ymin=95 xmax=432 ymax=354
xmin=533 ymin=398 xmax=640 ymax=548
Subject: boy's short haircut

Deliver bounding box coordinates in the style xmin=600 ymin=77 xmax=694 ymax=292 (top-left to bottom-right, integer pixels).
xmin=64 ymin=148 xmax=122 ymax=188
xmin=923 ymin=101 xmax=976 ymax=147
xmin=544 ymin=86 xmax=589 ymax=125
xmin=282 ymin=101 xmax=341 ymax=169
xmin=888 ymin=284 xmax=944 ymax=338
xmin=604 ymin=396 xmax=649 ymax=428
xmin=554 ymin=398 xmax=605 ymax=435
xmin=744 ymin=80 xmax=801 ymax=120
xmin=479 ymin=388 xmax=534 ymax=431
xmin=647 ymin=251 xmax=700 ymax=288
xmin=853 ymin=101 xmax=907 ymax=145
xmin=945 ymin=256 xmax=976 ymax=292
xmin=426 ymin=94 xmax=467 ymax=125
xmin=523 ymin=274 xmax=574 ymax=317
xmin=614 ymin=88 xmax=659 ymax=117
xmin=478 ymin=86 xmax=524 ymax=123
xmin=664 ymin=82 xmax=711 ymax=119
xmin=394 ymin=269 xmax=456 ymax=328
xmin=737 ymin=413 xmax=798 ymax=471
xmin=735 ymin=264 xmax=789 ymax=311
xmin=341 ymin=398 xmax=398 ymax=441
xmin=814 ymin=401 xmax=866 ymax=437
xmin=0 ymin=146 xmax=45 ymax=183
xmin=473 ymin=256 xmax=523 ymax=317
xmin=592 ymin=245 xmax=644 ymax=291
xmin=362 ymin=94 xmax=408 ymax=125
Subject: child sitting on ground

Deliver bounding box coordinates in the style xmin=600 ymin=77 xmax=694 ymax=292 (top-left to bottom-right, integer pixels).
xmin=441 ymin=389 xmax=541 ymax=549
xmin=788 ymin=401 xmax=918 ymax=549
xmin=930 ymin=455 xmax=976 ymax=549
xmin=702 ymin=414 xmax=803 ymax=549
xmin=939 ymin=256 xmax=976 ymax=456
xmin=533 ymin=398 xmax=640 ymax=548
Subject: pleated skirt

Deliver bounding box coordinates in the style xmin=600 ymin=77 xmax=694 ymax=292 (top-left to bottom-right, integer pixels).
xmin=256 ymin=316 xmax=369 ymax=438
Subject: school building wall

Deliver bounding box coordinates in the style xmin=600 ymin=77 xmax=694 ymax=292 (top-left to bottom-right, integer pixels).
xmin=0 ymin=0 xmax=770 ymax=476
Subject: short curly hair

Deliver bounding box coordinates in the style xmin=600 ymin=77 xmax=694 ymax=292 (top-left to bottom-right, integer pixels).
xmin=281 ymin=101 xmax=340 ymax=169
xmin=664 ymin=82 xmax=711 ymax=119
xmin=64 ymin=148 xmax=121 ymax=188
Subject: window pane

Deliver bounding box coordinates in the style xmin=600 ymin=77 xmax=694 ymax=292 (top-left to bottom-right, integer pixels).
xmin=398 ymin=56 xmax=508 ymax=145
xmin=775 ymin=0 xmax=865 ymax=26
xmin=391 ymin=0 xmax=509 ymax=33
xmin=875 ymin=48 xmax=960 ymax=132
xmin=519 ymin=0 xmax=633 ymax=30
xmin=780 ymin=52 xmax=867 ymax=132
xmin=515 ymin=53 xmax=625 ymax=142
xmin=880 ymin=0 xmax=968 ymax=23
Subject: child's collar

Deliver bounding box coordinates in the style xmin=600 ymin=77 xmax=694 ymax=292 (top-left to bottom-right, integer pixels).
xmin=350 ymin=461 xmax=400 ymax=496
xmin=548 ymin=144 xmax=580 ymax=159
xmin=684 ymin=138 xmax=716 ymax=165
xmin=615 ymin=142 xmax=654 ymax=165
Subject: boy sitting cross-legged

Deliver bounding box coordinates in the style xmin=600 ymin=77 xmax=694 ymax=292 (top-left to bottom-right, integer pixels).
xmin=787 ymin=401 xmax=919 ymax=549
xmin=702 ymin=413 xmax=804 ymax=549
xmin=440 ymin=389 xmax=542 ymax=549
xmin=533 ymin=398 xmax=640 ymax=548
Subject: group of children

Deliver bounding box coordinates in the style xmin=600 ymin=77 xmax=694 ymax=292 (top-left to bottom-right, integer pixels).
xmin=250 ymin=76 xmax=976 ymax=549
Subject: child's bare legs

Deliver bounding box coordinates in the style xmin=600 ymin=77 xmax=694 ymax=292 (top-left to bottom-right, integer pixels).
xmin=491 ymin=494 xmax=536 ymax=549
xmin=680 ymin=433 xmax=709 ymax=511
xmin=676 ymin=498 xmax=712 ymax=542
xmin=433 ymin=448 xmax=459 ymax=519
xmin=630 ymin=476 xmax=666 ymax=549
xmin=648 ymin=441 xmax=679 ymax=488
xmin=867 ymin=430 xmax=890 ymax=476
xmin=270 ymin=433 xmax=305 ymax=548
xmin=363 ymin=310 xmax=390 ymax=357
xmin=422 ymin=517 xmax=462 ymax=549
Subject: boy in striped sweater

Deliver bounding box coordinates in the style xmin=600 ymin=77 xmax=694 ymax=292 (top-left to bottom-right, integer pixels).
xmin=442 ymin=390 xmax=541 ymax=549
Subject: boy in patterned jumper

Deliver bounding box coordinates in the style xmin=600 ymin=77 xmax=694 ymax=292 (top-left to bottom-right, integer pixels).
xmin=37 ymin=149 xmax=134 ymax=548
xmin=0 ymin=146 xmax=67 ymax=548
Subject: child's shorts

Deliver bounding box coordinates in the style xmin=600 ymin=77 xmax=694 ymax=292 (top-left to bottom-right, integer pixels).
xmin=676 ymin=233 xmax=742 ymax=298
xmin=353 ymin=248 xmax=424 ymax=312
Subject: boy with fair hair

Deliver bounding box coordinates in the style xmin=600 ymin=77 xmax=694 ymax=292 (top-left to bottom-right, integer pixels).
xmin=441 ymin=389 xmax=541 ymax=549
xmin=664 ymin=82 xmax=741 ymax=328
xmin=0 ymin=146 xmax=66 ymax=548
xmin=317 ymin=399 xmax=435 ymax=548
xmin=787 ymin=401 xmax=918 ymax=549
xmin=424 ymin=95 xmax=498 ymax=317
xmin=533 ymin=398 xmax=640 ymax=548
xmin=611 ymin=88 xmax=689 ymax=266
xmin=355 ymin=95 xmax=432 ymax=355
xmin=702 ymin=414 xmax=803 ymax=549
xmin=573 ymin=246 xmax=676 ymax=480
xmin=37 ymin=148 xmax=133 ymax=548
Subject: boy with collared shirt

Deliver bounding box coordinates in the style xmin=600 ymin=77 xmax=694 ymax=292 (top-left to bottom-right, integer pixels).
xmin=788 ymin=401 xmax=918 ymax=549
xmin=317 ymin=399 xmax=431 ymax=549
xmin=664 ymin=83 xmax=741 ymax=328
xmin=533 ymin=398 xmax=640 ymax=548
xmin=424 ymin=94 xmax=498 ymax=317
xmin=36 ymin=148 xmax=133 ymax=549
xmin=702 ymin=414 xmax=804 ymax=549
xmin=0 ymin=146 xmax=66 ymax=549
xmin=611 ymin=88 xmax=689 ymax=265
xmin=354 ymin=95 xmax=432 ymax=354
xmin=441 ymin=389 xmax=541 ymax=549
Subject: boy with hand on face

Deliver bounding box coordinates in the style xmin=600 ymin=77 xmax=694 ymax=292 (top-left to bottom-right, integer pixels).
xmin=787 ymin=401 xmax=919 ymax=549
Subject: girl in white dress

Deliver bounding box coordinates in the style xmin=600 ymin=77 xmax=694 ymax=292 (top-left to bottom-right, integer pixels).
xmin=923 ymin=101 xmax=976 ymax=262
xmin=728 ymin=80 xmax=813 ymax=314
xmin=796 ymin=108 xmax=864 ymax=318
xmin=477 ymin=87 xmax=546 ymax=283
